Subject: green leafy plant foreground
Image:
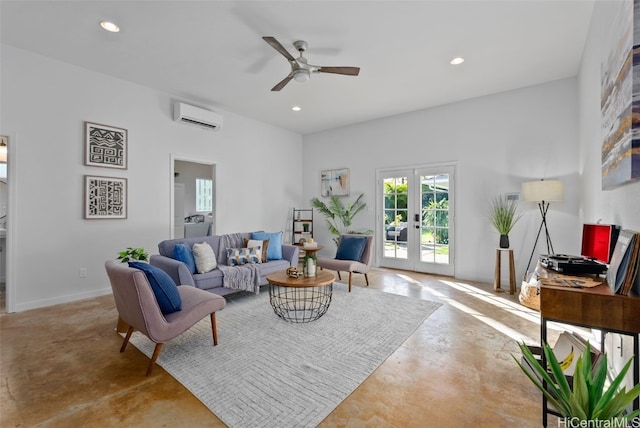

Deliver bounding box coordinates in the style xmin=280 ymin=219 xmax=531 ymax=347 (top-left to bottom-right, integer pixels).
xmin=117 ymin=247 xmax=149 ymax=263
xmin=514 ymin=341 xmax=640 ymax=422
xmin=310 ymin=193 xmax=372 ymax=247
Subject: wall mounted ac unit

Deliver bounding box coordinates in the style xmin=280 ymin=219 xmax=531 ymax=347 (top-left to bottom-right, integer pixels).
xmin=173 ymin=102 xmax=223 ymax=131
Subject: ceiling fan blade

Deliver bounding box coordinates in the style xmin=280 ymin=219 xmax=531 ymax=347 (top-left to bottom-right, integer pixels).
xmin=318 ymin=66 xmax=360 ymax=76
xmin=271 ymin=75 xmax=293 ymax=91
xmin=262 ymin=36 xmax=295 ymax=62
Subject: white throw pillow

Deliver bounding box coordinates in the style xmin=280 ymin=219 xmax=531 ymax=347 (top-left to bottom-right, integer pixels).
xmin=192 ymin=242 xmax=217 ymax=273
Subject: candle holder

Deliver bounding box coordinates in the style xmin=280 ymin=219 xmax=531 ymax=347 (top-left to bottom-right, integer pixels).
xmin=303 ymin=253 xmax=317 ymax=277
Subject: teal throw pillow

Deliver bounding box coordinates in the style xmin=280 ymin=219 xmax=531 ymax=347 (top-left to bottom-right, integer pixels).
xmin=251 ymin=231 xmax=282 ymax=260
xmin=129 ymin=262 xmax=182 ymax=315
xmin=173 ymin=243 xmax=196 ymax=274
xmin=336 ymin=236 xmax=367 ymax=261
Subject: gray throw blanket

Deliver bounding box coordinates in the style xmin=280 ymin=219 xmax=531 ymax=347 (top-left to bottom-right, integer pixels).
xmin=218 ymin=233 xmax=261 ymax=294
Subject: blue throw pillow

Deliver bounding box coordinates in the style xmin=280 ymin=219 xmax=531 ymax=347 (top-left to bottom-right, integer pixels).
xmin=251 ymin=231 xmax=283 ymax=260
xmin=129 ymin=262 xmax=182 ymax=315
xmin=336 ymin=236 xmax=367 ymax=261
xmin=173 ymin=243 xmax=196 ymax=274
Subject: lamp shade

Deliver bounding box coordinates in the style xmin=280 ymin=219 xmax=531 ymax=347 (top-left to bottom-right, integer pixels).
xmin=522 ymin=180 xmax=564 ymax=202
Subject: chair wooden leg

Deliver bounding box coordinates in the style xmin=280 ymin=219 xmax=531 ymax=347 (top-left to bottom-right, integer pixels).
xmin=116 ymin=316 xmax=129 ymax=334
xmin=210 ymin=313 xmax=218 ymax=346
xmin=120 ymin=326 xmax=134 ymax=353
xmin=364 ymin=273 xmax=369 ymax=286
xmin=146 ymin=343 xmax=163 ymax=377
xmin=348 ymin=272 xmax=353 ymax=292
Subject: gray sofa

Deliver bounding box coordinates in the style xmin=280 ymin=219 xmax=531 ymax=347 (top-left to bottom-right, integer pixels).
xmin=150 ymin=232 xmax=299 ymax=296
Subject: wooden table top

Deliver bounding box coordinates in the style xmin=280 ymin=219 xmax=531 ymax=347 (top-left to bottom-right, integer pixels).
xmin=266 ymin=270 xmax=335 ymax=288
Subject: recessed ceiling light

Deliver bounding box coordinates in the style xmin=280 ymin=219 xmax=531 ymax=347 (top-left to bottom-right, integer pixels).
xmin=450 ymin=57 xmax=465 ymax=65
xmin=291 ymin=106 xmax=302 ymax=112
xmin=100 ymin=21 xmax=120 ymax=33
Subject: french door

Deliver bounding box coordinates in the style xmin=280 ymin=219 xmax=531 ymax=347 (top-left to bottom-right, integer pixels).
xmin=377 ymin=164 xmax=455 ymax=276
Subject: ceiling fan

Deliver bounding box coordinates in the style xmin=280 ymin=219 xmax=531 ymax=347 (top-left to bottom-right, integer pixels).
xmin=262 ymin=36 xmax=360 ymax=91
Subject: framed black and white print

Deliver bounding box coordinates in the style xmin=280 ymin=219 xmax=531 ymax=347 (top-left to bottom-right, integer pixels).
xmin=84 ymin=175 xmax=127 ymax=219
xmin=85 ymin=122 xmax=127 ymax=169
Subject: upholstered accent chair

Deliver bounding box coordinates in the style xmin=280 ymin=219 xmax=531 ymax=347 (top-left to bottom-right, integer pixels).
xmin=105 ymin=260 xmax=226 ymax=376
xmin=317 ymin=234 xmax=374 ymax=292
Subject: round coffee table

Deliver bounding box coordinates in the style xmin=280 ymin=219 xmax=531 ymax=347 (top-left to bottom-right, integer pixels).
xmin=266 ymin=270 xmax=335 ymax=323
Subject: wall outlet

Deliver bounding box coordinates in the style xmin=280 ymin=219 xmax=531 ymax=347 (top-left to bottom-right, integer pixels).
xmin=79 ymin=268 xmax=88 ymax=278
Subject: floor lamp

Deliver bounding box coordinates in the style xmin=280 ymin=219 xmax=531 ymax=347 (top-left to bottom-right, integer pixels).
xmin=522 ymin=179 xmax=564 ymax=278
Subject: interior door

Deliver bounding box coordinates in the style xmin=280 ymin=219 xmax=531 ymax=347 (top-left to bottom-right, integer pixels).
xmin=378 ymin=164 xmax=455 ymax=276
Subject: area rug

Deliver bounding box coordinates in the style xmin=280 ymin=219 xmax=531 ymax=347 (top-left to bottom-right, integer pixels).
xmin=128 ymin=282 xmax=441 ymax=427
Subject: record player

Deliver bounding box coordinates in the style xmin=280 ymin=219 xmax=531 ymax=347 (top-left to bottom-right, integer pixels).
xmin=538 ymin=223 xmax=620 ymax=275
xmin=539 ymin=253 xmax=608 ymax=275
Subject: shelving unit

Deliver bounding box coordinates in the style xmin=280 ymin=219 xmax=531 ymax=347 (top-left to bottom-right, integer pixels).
xmin=292 ymin=208 xmax=313 ymax=246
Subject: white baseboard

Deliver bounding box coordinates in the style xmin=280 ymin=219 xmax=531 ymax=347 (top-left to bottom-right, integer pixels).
xmin=13 ymin=287 xmax=112 ymax=313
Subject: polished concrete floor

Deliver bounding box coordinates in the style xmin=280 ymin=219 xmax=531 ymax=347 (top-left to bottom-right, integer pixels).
xmin=0 ymin=268 xmax=574 ymax=427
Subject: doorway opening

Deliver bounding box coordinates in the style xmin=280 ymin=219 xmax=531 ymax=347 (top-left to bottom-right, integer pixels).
xmin=171 ymin=157 xmax=216 ymax=239
xmin=377 ymin=163 xmax=456 ymax=276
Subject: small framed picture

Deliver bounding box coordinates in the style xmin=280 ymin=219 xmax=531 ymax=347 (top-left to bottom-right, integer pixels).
xmin=84 ymin=175 xmax=127 ymax=219
xmin=320 ymin=168 xmax=349 ymax=196
xmin=85 ymin=122 xmax=127 ymax=169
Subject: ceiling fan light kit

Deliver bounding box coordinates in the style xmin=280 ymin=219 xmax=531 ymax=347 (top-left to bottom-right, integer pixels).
xmin=293 ymin=69 xmax=310 ymax=82
xmin=262 ymin=36 xmax=360 ymax=91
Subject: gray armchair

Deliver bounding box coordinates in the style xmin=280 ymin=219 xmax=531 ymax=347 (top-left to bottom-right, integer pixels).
xmin=317 ymin=234 xmax=374 ymax=292
xmin=105 ymin=260 xmax=226 ymax=376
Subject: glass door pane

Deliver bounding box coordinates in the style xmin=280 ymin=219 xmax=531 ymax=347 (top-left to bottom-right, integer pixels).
xmin=383 ymin=176 xmax=408 ymax=260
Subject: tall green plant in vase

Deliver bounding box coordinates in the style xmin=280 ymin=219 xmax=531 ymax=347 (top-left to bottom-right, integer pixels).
xmin=311 ymin=193 xmax=371 ymax=247
xmin=490 ymin=196 xmax=521 ymax=249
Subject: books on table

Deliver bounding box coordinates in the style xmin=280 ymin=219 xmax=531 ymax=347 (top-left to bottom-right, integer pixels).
xmin=606 ymin=230 xmax=640 ymax=296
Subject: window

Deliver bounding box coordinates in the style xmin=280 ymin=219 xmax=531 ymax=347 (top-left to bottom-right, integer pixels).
xmin=196 ymin=178 xmax=212 ymax=212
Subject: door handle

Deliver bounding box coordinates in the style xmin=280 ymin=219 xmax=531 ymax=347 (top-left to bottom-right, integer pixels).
xmin=414 ymin=214 xmax=420 ymax=221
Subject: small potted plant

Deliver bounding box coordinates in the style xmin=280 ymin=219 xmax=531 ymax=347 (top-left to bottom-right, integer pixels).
xmin=514 ymin=341 xmax=640 ymax=423
xmin=490 ymin=196 xmax=521 ymax=248
xmin=117 ymin=247 xmax=149 ymax=263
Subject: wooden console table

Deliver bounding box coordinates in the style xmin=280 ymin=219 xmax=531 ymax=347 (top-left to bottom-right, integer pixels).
xmin=540 ymin=280 xmax=640 ymax=426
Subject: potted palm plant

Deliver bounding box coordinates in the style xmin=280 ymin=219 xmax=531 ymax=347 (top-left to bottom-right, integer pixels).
xmin=490 ymin=196 xmax=521 ymax=248
xmin=311 ymin=193 xmax=372 ymax=247
xmin=514 ymin=341 xmax=640 ymax=423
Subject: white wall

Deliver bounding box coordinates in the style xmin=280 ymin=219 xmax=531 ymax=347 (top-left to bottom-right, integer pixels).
xmin=578 ymin=0 xmax=640 ymax=388
xmin=303 ymin=78 xmax=582 ymax=284
xmin=578 ymin=0 xmax=640 ymax=231
xmin=1 ymin=45 xmax=302 ymax=312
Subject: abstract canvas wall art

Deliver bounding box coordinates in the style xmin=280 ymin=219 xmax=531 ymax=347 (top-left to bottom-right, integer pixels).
xmin=84 ymin=175 xmax=127 ymax=219
xmin=320 ymin=168 xmax=349 ymax=196
xmin=85 ymin=122 xmax=127 ymax=169
xmin=600 ymin=0 xmax=640 ymax=189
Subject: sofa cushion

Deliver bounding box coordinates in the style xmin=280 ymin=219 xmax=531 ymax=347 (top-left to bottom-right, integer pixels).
xmin=173 ymin=243 xmax=196 ymax=274
xmin=251 ymin=231 xmax=282 ymax=260
xmin=192 ymin=242 xmax=218 ymax=273
xmin=129 ymin=262 xmax=182 ymax=315
xmin=226 ymin=247 xmax=261 ymax=266
xmin=245 ymin=238 xmax=269 ymax=263
xmin=336 ymin=236 xmax=367 ymax=261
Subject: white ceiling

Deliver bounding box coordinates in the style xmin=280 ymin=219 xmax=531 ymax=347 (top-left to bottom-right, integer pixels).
xmin=1 ymin=0 xmax=594 ymax=135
